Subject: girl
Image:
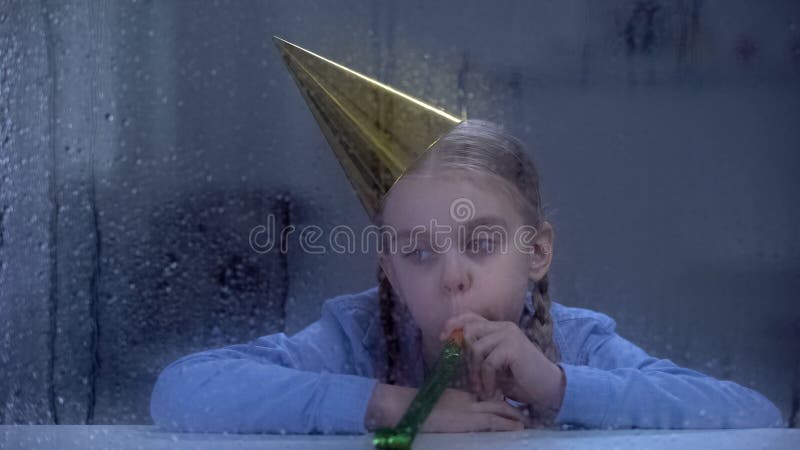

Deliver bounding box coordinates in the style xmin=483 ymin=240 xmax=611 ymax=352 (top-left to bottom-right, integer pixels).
xmin=149 ymin=120 xmax=784 ymax=434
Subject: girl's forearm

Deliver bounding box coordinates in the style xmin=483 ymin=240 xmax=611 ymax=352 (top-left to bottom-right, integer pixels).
xmin=365 ymin=382 xmax=416 ymax=431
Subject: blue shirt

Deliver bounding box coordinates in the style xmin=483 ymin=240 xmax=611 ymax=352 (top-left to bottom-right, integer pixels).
xmin=149 ymin=286 xmax=785 ymax=434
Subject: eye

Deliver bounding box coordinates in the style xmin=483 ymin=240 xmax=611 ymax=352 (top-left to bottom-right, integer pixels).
xmin=404 ymin=248 xmax=434 ymax=263
xmin=470 ymin=237 xmax=495 ymax=254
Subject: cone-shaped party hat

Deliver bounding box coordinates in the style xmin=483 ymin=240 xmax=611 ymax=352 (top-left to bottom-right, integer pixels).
xmin=273 ymin=36 xmax=462 ymax=221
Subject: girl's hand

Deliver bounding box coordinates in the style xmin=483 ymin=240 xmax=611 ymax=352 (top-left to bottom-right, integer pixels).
xmin=439 ymin=312 xmax=566 ymax=420
xmin=367 ymin=383 xmax=529 ymax=433
xmin=420 ymin=387 xmax=528 ymax=433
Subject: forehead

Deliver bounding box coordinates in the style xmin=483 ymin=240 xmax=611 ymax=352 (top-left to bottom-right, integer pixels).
xmin=382 ymin=170 xmax=520 ymax=229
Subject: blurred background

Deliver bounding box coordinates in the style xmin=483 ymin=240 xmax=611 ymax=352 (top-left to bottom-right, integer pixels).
xmin=1 ymin=0 xmax=798 ymax=427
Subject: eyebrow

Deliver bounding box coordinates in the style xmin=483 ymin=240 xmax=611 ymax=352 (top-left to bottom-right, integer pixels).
xmin=395 ymin=225 xmax=429 ymax=242
xmin=464 ymin=215 xmax=508 ymax=232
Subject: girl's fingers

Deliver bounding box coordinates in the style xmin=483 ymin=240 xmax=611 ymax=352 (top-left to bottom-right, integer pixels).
xmin=481 ymin=358 xmax=498 ymax=400
xmin=483 ymin=348 xmax=512 ymax=398
xmin=469 ymin=329 xmax=505 ymax=361
xmin=477 ymin=414 xmax=525 ymax=432
xmin=459 ymin=358 xmax=481 ymax=396
xmin=461 ymin=319 xmax=506 ymax=345
xmin=471 ymin=398 xmax=527 ymax=423
xmin=468 ymin=331 xmax=504 ymax=395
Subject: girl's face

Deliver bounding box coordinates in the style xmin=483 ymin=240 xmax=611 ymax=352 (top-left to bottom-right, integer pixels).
xmin=379 ymin=168 xmax=554 ymax=366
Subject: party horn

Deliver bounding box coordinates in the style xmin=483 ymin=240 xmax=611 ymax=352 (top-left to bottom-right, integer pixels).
xmin=372 ymin=329 xmax=465 ymax=449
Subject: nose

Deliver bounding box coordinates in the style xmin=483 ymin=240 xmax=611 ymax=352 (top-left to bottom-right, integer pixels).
xmin=441 ymin=251 xmax=473 ymax=296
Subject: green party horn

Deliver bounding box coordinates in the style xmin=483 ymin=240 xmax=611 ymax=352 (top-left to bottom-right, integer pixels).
xmin=373 ymin=329 xmax=465 ymax=450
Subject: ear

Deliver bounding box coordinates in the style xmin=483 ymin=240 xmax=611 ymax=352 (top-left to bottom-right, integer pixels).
xmin=527 ymin=220 xmax=554 ymax=282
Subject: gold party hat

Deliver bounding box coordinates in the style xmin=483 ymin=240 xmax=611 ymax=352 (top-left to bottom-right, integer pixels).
xmin=273 ymin=36 xmax=462 ymax=221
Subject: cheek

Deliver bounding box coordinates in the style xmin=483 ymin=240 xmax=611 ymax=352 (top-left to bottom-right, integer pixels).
xmin=479 ymin=251 xmax=530 ymax=288
xmin=472 ymin=254 xmax=530 ymax=319
xmin=389 ymin=259 xmax=445 ymax=329
xmin=406 ymin=302 xmax=448 ymax=338
xmin=392 ymin=259 xmax=436 ymax=295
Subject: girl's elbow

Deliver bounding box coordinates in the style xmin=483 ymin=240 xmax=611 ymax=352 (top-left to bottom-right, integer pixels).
xmin=722 ymin=388 xmax=786 ymax=428
xmin=149 ymin=352 xmax=229 ymax=431
xmin=149 ymin=367 xmax=187 ymax=431
xmin=758 ymin=400 xmax=786 ymax=428
xmin=149 ymin=363 xmax=214 ymax=432
xmin=732 ymin=402 xmax=785 ymax=428
xmin=740 ymin=386 xmax=785 ymax=428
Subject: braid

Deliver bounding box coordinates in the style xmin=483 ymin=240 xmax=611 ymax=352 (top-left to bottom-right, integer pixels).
xmin=525 ymin=273 xmax=561 ymax=363
xmin=377 ymin=265 xmax=400 ymax=385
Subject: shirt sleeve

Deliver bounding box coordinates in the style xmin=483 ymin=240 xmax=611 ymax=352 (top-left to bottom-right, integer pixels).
xmin=149 ymin=299 xmax=379 ymax=434
xmin=553 ymin=316 xmax=786 ymax=429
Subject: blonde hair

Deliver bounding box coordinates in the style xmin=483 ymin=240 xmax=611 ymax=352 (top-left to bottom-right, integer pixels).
xmin=374 ymin=119 xmax=560 ymax=385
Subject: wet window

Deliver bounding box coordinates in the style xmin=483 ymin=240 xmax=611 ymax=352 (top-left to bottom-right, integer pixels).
xmin=1 ymin=0 xmax=797 ymax=443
